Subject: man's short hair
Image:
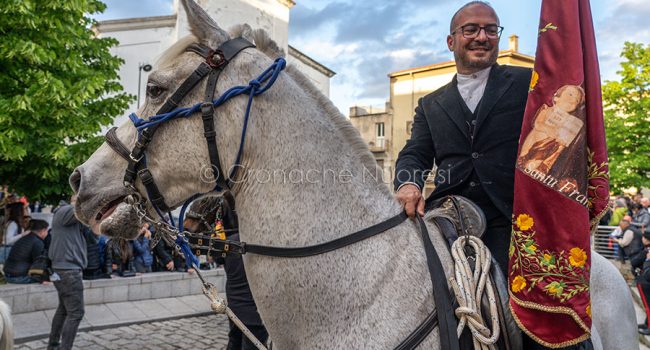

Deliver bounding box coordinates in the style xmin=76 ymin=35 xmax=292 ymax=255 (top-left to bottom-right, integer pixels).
xmin=28 ymin=219 xmax=49 ymax=232
xmin=450 ymin=1 xmax=499 ymax=33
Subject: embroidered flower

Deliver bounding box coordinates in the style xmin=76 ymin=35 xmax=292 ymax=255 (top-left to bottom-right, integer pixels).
xmin=529 ymin=70 xmax=539 ymax=91
xmin=569 ymin=247 xmax=587 ymax=268
xmin=516 ymin=214 xmax=534 ymax=231
xmin=545 ymin=281 xmax=564 ymax=297
xmin=512 ymin=275 xmax=527 ymax=293
xmin=541 ymin=253 xmax=556 ymax=269
xmin=509 ymin=243 xmax=515 ymax=258
xmin=586 ymin=304 xmax=591 ymax=318
xmin=525 ymin=243 xmax=537 ymax=254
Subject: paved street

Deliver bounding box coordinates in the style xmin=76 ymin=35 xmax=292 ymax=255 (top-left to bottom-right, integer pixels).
xmin=17 ymin=314 xmax=230 ymax=350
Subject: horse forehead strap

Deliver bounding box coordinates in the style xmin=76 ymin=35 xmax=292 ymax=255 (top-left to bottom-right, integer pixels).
xmin=186 ymin=37 xmax=256 ymax=68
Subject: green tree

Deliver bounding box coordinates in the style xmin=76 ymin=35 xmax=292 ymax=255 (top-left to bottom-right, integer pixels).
xmin=0 ymin=1 xmax=132 ymax=204
xmin=602 ymin=42 xmax=650 ymax=193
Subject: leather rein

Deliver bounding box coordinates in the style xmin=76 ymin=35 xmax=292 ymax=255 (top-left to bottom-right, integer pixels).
xmin=103 ymin=37 xmax=459 ymax=350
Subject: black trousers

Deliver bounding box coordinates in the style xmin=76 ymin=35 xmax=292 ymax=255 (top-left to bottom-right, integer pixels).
xmin=481 ymin=215 xmax=512 ymax=278
xmin=48 ymin=269 xmax=85 ymax=350
xmin=226 ymin=320 xmax=269 ymax=350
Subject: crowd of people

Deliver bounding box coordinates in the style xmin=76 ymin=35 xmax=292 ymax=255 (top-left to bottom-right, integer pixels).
xmin=0 ymin=194 xmax=216 ymax=287
xmin=603 ymin=195 xmax=650 ymax=335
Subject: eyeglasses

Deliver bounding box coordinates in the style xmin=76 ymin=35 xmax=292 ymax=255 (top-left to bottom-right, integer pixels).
xmin=452 ymin=24 xmax=503 ymax=39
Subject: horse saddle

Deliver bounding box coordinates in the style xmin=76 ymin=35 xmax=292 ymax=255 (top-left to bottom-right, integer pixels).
xmin=428 ymin=195 xmax=523 ymax=350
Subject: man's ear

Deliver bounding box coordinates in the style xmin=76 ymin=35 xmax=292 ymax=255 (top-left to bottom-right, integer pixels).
xmin=447 ymin=34 xmax=454 ymax=51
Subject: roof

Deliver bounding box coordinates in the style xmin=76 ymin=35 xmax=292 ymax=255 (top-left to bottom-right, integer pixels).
xmin=288 ymin=46 xmax=336 ymax=77
xmin=94 ymin=15 xmax=177 ymax=33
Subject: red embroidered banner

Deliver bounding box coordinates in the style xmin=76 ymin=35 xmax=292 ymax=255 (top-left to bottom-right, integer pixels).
xmin=508 ymin=0 xmax=610 ymax=347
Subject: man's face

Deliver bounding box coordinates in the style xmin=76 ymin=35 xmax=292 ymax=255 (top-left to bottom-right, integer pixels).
xmin=36 ymin=228 xmax=48 ymax=240
xmin=620 ymin=220 xmax=630 ymax=229
xmin=447 ymin=4 xmax=500 ymax=74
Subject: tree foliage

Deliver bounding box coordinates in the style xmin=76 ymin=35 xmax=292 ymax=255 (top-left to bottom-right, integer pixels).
xmin=602 ymin=42 xmax=650 ymax=193
xmin=0 ymin=1 xmax=132 ymax=204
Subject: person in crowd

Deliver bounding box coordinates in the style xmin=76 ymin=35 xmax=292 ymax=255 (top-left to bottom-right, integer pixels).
xmin=152 ymin=240 xmax=175 ymax=272
xmin=186 ymin=193 xmax=269 ymax=349
xmin=609 ymin=198 xmax=628 ymax=226
xmin=82 ymin=226 xmax=110 ymax=280
xmin=48 ymin=196 xmax=87 ymax=350
xmin=105 ymin=238 xmax=136 ymax=277
xmin=3 ymin=219 xmax=49 ymax=284
xmin=635 ymin=230 xmax=650 ymax=335
xmin=632 ymin=198 xmax=650 ymax=233
xmin=133 ymin=223 xmax=154 ymax=273
xmin=1 ymin=202 xmax=27 ymax=263
xmin=22 ymin=214 xmax=31 ymax=231
xmin=612 ymin=215 xmax=643 ymax=265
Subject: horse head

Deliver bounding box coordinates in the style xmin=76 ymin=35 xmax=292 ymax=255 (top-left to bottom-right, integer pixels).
xmin=70 ymin=0 xmax=283 ymax=239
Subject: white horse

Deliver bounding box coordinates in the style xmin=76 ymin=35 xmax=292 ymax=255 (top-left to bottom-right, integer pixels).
xmin=70 ymin=0 xmax=638 ymax=348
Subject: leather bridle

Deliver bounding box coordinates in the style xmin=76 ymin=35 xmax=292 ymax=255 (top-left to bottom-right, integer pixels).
xmin=105 ymin=37 xmax=256 ymax=213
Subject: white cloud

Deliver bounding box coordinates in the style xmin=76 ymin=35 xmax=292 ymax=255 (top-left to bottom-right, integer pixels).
xmin=389 ymin=49 xmax=417 ymax=60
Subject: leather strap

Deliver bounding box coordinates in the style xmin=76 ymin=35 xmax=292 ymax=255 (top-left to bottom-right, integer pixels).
xmin=416 ymin=215 xmax=460 ymax=350
xmin=202 ymin=69 xmax=229 ymax=190
xmin=105 ymin=127 xmax=130 ymax=161
xmin=243 ymin=211 xmax=408 ymax=257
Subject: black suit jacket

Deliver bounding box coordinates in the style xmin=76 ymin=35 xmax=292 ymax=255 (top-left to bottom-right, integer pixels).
xmin=394 ymin=64 xmax=532 ymax=220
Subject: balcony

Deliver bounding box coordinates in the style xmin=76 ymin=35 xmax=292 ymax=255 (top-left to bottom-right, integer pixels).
xmin=369 ymin=137 xmax=387 ymax=153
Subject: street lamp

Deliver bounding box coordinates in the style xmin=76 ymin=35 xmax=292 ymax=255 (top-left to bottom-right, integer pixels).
xmin=137 ymin=63 xmax=152 ymax=108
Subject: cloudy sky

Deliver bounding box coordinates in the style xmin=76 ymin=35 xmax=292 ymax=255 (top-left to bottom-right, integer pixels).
xmin=95 ymin=0 xmax=649 ymax=114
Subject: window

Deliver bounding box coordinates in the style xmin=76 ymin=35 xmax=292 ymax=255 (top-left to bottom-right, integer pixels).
xmin=376 ymin=122 xmax=385 ymax=137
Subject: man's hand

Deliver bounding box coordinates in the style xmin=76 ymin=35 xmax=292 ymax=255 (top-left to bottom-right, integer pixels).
xmin=645 ymin=250 xmax=650 ymax=260
xmin=395 ymin=184 xmax=425 ymax=218
xmin=166 ymin=261 xmax=175 ymax=271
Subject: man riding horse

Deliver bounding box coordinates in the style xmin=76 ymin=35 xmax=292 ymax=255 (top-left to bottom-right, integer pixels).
xmin=394 ymin=2 xmax=589 ymax=349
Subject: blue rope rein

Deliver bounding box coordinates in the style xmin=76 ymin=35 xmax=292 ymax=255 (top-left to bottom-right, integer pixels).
xmin=129 ymin=57 xmax=286 ymax=130
xmin=129 ymin=57 xmax=287 ymax=268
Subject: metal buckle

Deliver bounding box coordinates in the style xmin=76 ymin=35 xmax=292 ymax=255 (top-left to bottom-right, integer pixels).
xmin=207 ymin=50 xmax=227 ymax=68
xmin=129 ymin=152 xmax=143 ymax=163
xmin=201 ymin=102 xmax=214 ymax=116
xmin=223 ymin=243 xmax=230 ymax=252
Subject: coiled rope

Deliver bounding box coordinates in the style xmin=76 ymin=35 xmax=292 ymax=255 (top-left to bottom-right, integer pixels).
xmin=449 ymin=236 xmax=500 ymax=349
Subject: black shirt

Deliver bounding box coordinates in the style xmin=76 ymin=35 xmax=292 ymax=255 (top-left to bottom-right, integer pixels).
xmin=3 ymin=233 xmax=44 ymax=277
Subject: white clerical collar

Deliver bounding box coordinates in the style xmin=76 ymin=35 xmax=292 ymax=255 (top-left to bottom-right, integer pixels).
xmin=456 ymin=66 xmax=492 ymax=113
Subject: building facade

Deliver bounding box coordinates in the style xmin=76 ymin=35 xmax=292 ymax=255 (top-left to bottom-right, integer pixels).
xmin=349 ymin=35 xmax=534 ymax=194
xmin=95 ymin=0 xmax=335 ymax=126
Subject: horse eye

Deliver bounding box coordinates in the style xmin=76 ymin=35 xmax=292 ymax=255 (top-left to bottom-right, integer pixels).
xmin=146 ymin=84 xmax=165 ymax=98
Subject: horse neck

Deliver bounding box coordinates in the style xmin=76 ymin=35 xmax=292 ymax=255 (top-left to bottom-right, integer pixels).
xmin=231 ymin=74 xmax=402 ymax=247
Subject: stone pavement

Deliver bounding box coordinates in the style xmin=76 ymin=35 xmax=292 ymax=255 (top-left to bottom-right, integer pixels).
xmin=16 ymin=314 xmax=230 ymax=350
xmin=14 ymin=294 xmax=214 ymax=343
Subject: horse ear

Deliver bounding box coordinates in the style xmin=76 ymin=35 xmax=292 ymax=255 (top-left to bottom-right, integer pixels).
xmin=180 ymin=0 xmax=229 ymax=46
xmin=238 ymin=24 xmax=255 ymax=43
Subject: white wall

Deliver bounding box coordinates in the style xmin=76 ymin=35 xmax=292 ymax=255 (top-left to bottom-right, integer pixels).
xmin=287 ymin=54 xmax=331 ymax=97
xmin=99 ymin=25 xmax=176 ymax=126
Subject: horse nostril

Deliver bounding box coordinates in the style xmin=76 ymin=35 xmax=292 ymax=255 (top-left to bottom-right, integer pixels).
xmin=69 ymin=168 xmax=82 ymax=194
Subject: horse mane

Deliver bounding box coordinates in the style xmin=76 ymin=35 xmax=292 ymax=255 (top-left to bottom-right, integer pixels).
xmin=228 ymin=26 xmax=389 ymax=194
xmin=157 ymin=27 xmax=390 ymax=196
xmin=156 ymin=35 xmax=199 ymax=69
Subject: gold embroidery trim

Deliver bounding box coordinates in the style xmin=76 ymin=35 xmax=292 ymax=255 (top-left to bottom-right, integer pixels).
xmin=510 ymin=293 xmax=591 ymax=348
